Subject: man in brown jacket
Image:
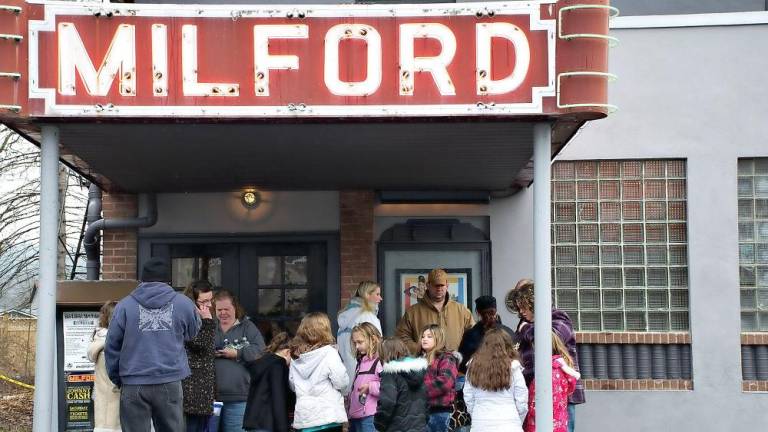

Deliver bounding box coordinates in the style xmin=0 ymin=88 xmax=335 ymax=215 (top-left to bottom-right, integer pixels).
xmin=396 ymin=268 xmax=474 ymax=354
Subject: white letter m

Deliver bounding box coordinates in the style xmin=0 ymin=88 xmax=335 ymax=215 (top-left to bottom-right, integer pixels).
xmin=58 ymin=23 xmax=136 ymax=96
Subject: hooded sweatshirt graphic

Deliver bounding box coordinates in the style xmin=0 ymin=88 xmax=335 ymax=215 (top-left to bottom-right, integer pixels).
xmin=105 ymin=282 xmax=201 ymax=386
xmin=289 ymin=345 xmax=349 ymax=429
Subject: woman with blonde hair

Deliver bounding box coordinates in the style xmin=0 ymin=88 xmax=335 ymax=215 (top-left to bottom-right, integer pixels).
xmin=87 ymin=300 xmax=120 ymax=432
xmin=463 ymin=328 xmax=528 ymax=432
xmin=337 ymin=281 xmax=382 ymax=393
xmin=290 ymin=312 xmax=349 ymax=432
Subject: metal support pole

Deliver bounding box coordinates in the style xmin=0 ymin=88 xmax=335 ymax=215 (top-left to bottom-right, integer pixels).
xmin=533 ymin=122 xmax=554 ymax=432
xmin=33 ymin=125 xmax=59 ymax=432
xmin=51 ymin=347 xmax=58 ymax=431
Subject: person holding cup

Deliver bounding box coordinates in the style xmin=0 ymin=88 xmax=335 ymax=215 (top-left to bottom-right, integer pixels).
xmin=213 ymin=289 xmax=266 ymax=432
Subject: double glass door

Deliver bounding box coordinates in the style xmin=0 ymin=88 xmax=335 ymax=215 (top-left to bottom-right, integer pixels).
xmin=150 ymin=241 xmax=327 ymax=332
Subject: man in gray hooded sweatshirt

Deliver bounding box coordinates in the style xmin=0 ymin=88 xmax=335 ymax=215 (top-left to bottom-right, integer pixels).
xmin=105 ymin=258 xmax=201 ymax=432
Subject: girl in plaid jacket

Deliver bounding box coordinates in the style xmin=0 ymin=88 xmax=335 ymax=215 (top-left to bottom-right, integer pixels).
xmin=421 ymin=324 xmax=459 ymax=432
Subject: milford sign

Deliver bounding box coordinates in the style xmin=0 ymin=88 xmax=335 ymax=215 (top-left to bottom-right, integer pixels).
xmin=56 ymin=21 xmax=534 ymax=99
xmin=4 ymin=0 xmax=613 ymax=118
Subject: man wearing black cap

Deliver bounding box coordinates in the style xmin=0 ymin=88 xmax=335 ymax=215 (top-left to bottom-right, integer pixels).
xmin=457 ymin=295 xmax=516 ymax=373
xmin=105 ymin=257 xmax=202 ymax=432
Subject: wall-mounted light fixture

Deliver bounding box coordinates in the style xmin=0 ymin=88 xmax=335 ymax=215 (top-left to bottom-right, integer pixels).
xmin=241 ymin=189 xmax=261 ymax=209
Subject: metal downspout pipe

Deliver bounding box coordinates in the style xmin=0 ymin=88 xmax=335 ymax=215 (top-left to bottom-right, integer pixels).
xmin=83 ymin=193 xmax=158 ymax=280
xmin=84 ymin=184 xmax=102 ymax=280
xmin=533 ymin=122 xmax=554 ymax=432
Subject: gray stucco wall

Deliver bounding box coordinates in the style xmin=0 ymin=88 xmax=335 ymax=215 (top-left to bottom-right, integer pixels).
xmin=490 ymin=22 xmax=768 ymax=430
xmin=140 ymin=191 xmax=340 ymax=234
xmin=489 ymin=188 xmax=533 ymax=326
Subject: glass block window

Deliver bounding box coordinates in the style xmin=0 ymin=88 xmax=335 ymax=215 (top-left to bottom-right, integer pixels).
xmin=552 ymin=160 xmax=690 ymax=332
xmin=738 ymin=158 xmax=768 ymax=331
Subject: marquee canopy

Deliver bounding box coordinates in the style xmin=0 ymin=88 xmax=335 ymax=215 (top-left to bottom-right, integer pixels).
xmin=0 ymin=0 xmax=614 ymax=192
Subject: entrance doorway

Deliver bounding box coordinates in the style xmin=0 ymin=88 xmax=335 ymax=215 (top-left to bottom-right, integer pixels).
xmin=139 ymin=234 xmax=340 ymax=333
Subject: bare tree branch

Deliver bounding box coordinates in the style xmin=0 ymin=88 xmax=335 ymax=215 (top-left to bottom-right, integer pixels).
xmin=0 ymin=125 xmax=89 ymax=310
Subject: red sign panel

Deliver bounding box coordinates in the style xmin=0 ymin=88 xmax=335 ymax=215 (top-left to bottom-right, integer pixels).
xmin=0 ymin=0 xmax=613 ymax=118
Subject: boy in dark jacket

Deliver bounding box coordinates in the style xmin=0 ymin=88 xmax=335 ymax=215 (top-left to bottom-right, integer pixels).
xmin=458 ymin=295 xmax=517 ymax=373
xmin=374 ymin=338 xmax=429 ymax=432
xmin=243 ymin=332 xmax=295 ymax=432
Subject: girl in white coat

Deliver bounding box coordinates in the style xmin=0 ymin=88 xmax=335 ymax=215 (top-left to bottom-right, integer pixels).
xmin=463 ymin=328 xmax=528 ymax=432
xmin=87 ymin=301 xmax=121 ymax=432
xmin=290 ymin=312 xmax=350 ymax=432
xmin=337 ymin=281 xmax=382 ymax=394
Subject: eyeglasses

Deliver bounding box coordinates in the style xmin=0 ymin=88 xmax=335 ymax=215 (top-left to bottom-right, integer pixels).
xmin=197 ymin=299 xmax=213 ymax=306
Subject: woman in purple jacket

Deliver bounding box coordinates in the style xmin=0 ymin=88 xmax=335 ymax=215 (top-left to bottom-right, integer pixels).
xmin=508 ymin=279 xmax=585 ymax=432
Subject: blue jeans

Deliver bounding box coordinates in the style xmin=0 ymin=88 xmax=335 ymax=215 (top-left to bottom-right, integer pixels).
xmin=568 ymin=403 xmax=576 ymax=432
xmin=219 ymin=401 xmax=247 ymax=432
xmin=455 ymin=375 xmax=465 ymax=391
xmin=427 ymin=412 xmax=450 ymax=432
xmin=349 ymin=416 xmax=376 ymax=432
xmin=120 ymin=381 xmax=184 ymax=432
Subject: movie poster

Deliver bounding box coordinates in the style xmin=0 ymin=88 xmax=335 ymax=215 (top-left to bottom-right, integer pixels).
xmin=64 ymin=373 xmax=94 ymax=431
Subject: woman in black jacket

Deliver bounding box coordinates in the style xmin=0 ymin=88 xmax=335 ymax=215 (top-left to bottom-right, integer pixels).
xmin=243 ymin=332 xmax=295 ymax=432
xmin=182 ymin=280 xmax=217 ymax=432
xmin=374 ymin=337 xmax=429 ymax=432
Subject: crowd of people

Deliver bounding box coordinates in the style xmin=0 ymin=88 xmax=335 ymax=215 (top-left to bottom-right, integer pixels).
xmin=87 ymin=260 xmax=584 ymax=432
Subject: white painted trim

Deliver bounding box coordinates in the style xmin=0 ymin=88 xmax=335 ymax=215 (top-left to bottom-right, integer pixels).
xmin=26 ymin=0 xmax=556 ymax=19
xmin=36 ymin=103 xmax=547 ymax=117
xmin=611 ymin=11 xmax=768 ymax=29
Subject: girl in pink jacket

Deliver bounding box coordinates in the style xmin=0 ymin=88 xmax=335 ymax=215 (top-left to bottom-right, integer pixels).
xmin=347 ymin=322 xmax=383 ymax=432
xmin=523 ymin=332 xmax=580 ymax=432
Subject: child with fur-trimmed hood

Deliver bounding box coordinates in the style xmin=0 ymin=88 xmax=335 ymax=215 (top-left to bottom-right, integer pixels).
xmin=374 ymin=338 xmax=429 ymax=432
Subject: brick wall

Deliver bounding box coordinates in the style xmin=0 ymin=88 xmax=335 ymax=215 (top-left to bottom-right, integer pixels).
xmin=743 ymin=381 xmax=768 ymax=392
xmin=577 ymin=332 xmax=693 ymax=390
xmin=585 ymin=379 xmax=693 ymax=391
xmin=741 ymin=333 xmax=768 ymax=345
xmin=741 ymin=332 xmax=768 ymax=390
xmin=339 ymin=191 xmax=375 ymax=305
xmin=101 ymin=193 xmax=138 ymax=280
xmin=576 ymin=332 xmax=691 ymax=344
